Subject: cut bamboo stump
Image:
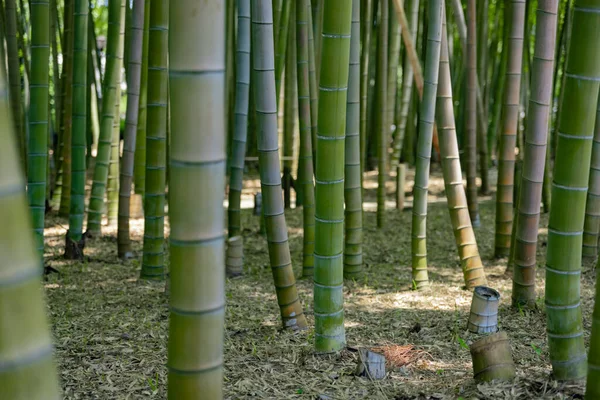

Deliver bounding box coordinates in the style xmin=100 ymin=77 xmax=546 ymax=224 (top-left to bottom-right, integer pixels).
xmin=468 ymin=286 xmax=500 ymax=334
xmin=396 ymin=163 xmax=406 ymax=210
xmin=470 ymin=331 xmax=515 ymax=382
xmin=226 ymin=236 xmax=244 ymax=277
xmin=355 ymin=348 xmax=386 ymax=380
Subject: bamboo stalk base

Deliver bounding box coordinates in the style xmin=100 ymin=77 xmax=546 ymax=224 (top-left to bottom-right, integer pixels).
xmin=64 ymin=231 xmax=85 ymax=260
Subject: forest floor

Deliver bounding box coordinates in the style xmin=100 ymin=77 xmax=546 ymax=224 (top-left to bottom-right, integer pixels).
xmin=43 ymin=166 xmax=594 ymax=399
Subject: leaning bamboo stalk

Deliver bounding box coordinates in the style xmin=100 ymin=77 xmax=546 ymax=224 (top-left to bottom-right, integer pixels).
xmin=117 ymin=0 xmax=145 ymax=259
xmin=344 ymin=0 xmax=362 ymax=278
xmin=296 ymin=0 xmax=316 ymax=278
xmin=436 ymin=9 xmax=487 ymax=289
xmin=167 ymin=1 xmax=226 ymax=397
xmin=140 ymin=0 xmax=168 ymax=280
xmin=251 ymin=0 xmax=308 ymax=330
xmin=583 ymin=97 xmax=600 ymax=258
xmin=227 ymin=0 xmax=251 ymax=238
xmin=546 ymin=0 xmax=600 ymax=382
xmin=512 ymin=0 xmax=558 ymax=307
xmin=410 ymin=0 xmax=443 ymax=290
xmin=0 ymin=62 xmax=60 ymax=399
xmin=376 ymin=0 xmax=388 ymax=229
xmin=494 ymin=0 xmax=525 ymax=257
xmin=27 ymin=0 xmax=50 ymax=257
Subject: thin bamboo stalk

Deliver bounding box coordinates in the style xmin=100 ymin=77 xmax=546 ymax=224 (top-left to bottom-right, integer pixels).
xmin=133 ymin=0 xmax=150 ymax=195
xmin=360 ymin=0 xmax=372 ymax=173
xmin=386 ymin=0 xmax=401 ymax=142
xmin=376 ymin=0 xmax=388 ymax=229
xmin=282 ymin=11 xmax=296 ymax=209
xmin=307 ymin=0 xmax=318 ymax=165
xmin=167 ymin=1 xmax=226 ymax=396
xmin=465 ymin=0 xmax=479 ymax=226
xmin=106 ymin=78 xmax=122 ymax=226
xmin=512 ymin=0 xmax=559 ymax=307
xmin=5 ymin=0 xmax=24 ymax=168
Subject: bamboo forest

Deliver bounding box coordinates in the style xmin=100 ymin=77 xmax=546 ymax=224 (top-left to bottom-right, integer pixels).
xmin=2 ymin=0 xmax=600 ymax=398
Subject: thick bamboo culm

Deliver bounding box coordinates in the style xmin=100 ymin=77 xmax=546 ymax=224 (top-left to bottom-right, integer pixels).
xmin=227 ymin=0 xmax=251 ymax=238
xmin=313 ymin=0 xmax=352 ymax=352
xmin=494 ymin=0 xmax=525 ymax=257
xmin=27 ymin=0 xmax=50 ymax=257
xmin=470 ymin=332 xmax=516 ymax=382
xmin=0 ymin=35 xmax=61 ymax=400
xmin=511 ymin=0 xmax=559 ymax=307
xmin=251 ymin=0 xmax=307 ymax=330
xmin=226 ymin=236 xmax=244 ymax=277
xmin=167 ymin=1 xmax=226 ymax=397
xmin=436 ymin=10 xmax=487 ymax=289
xmin=343 ymin=0 xmax=363 ymax=278
xmin=140 ymin=0 xmax=168 ymax=280
xmin=87 ymin=0 xmax=126 ymax=235
xmin=296 ymin=0 xmax=316 ymax=278
xmin=582 ymin=97 xmax=600 ymax=258
xmin=106 ymin=83 xmax=123 ymax=226
xmin=410 ymin=0 xmax=443 ymax=290
xmin=546 ymin=0 xmax=600 ymax=382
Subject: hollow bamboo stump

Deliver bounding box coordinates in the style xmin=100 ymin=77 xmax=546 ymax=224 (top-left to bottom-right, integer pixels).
xmin=355 ymin=348 xmax=386 ymax=380
xmin=470 ymin=331 xmax=515 ymax=382
xmin=468 ymin=286 xmax=500 ymax=333
xmin=226 ymin=236 xmax=244 ymax=277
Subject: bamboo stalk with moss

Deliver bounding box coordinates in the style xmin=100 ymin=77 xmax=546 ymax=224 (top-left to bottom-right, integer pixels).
xmin=511 ymin=0 xmax=558 ymax=307
xmin=167 ymin=1 xmax=226 ymax=397
xmin=547 ymin=0 xmax=600 ymax=382
xmin=27 ymin=0 xmax=50 ymax=257
xmin=86 ymin=0 xmax=126 ymax=235
xmin=0 ymin=63 xmax=61 ymax=399
xmin=140 ymin=0 xmax=168 ymax=280
xmin=251 ymin=0 xmax=308 ymax=330
xmin=117 ymin=0 xmax=145 ymax=259
xmin=410 ymin=0 xmax=443 ymax=290
xmin=296 ymin=0 xmax=316 ymax=278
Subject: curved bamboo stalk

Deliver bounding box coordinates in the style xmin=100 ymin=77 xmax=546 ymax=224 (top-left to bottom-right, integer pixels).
xmin=117 ymin=0 xmax=145 ymax=259
xmin=133 ymin=0 xmax=150 ymax=195
xmin=27 ymin=0 xmax=50 ymax=257
xmin=546 ymin=0 xmax=600 ymax=381
xmin=494 ymin=0 xmax=525 ymax=257
xmin=437 ymin=9 xmax=487 ymax=289
xmin=140 ymin=0 xmax=168 ymax=280
xmin=313 ymin=0 xmax=352 ymax=353
xmin=512 ymin=0 xmax=559 ymax=307
xmin=296 ymin=0 xmax=315 ymax=278
xmin=228 ymin=0 xmax=251 ymax=238
xmin=376 ymin=0 xmax=388 ymax=229
xmin=583 ymin=97 xmax=600 ymax=258
xmin=251 ymin=0 xmax=308 ymax=330
xmin=360 ymin=0 xmax=373 ymax=173
xmin=465 ymin=0 xmax=479 ymax=226
xmin=0 ymin=64 xmax=60 ymax=399
xmin=167 ymin=1 xmax=226 ymax=397
xmin=410 ymin=0 xmax=443 ymax=290
xmin=65 ymin=0 xmax=89 ymax=260
xmin=86 ymin=0 xmax=126 ymax=235
xmin=5 ymin=0 xmax=24 ymax=167
xmin=344 ymin=0 xmax=362 ymax=278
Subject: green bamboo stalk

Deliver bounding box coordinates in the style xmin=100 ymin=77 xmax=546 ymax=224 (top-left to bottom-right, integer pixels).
xmin=512 ymin=0 xmax=558 ymax=307
xmin=225 ymin=0 xmax=236 ymax=172
xmin=588 ymin=259 xmax=600 ymax=399
xmin=274 ymin=0 xmax=290 ymax=101
xmin=313 ymin=0 xmax=323 ymax=85
xmin=282 ymin=11 xmax=296 ymax=209
xmin=437 ymin=9 xmax=487 ymax=289
xmin=106 ymin=79 xmax=122 ymax=226
xmin=344 ymin=0 xmax=362 ymax=278
xmin=251 ymin=0 xmax=308 ymax=330
xmin=391 ymin=0 xmax=419 ymax=167
xmin=386 ymin=0 xmax=401 ymax=143
xmin=86 ymin=0 xmax=125 ymax=235
xmin=307 ymin=0 xmax=318 ymax=166
xmin=465 ymin=0 xmax=479 ymax=226
xmin=313 ymin=0 xmax=352 ymax=353
xmin=0 ymin=62 xmax=60 ymax=398
xmin=410 ymin=0 xmax=443 ymax=290
xmin=359 ymin=0 xmax=372 ymax=173
xmin=494 ymin=0 xmax=525 ymax=258
xmin=376 ymin=0 xmax=388 ymax=229
xmin=5 ymin=0 xmax=24 ymax=168
xmin=65 ymin=0 xmax=88 ymax=260
xmin=26 ymin=0 xmax=50 ymax=257
xmin=117 ymin=0 xmax=145 ymax=259
xmin=546 ymin=0 xmax=600 ymax=381
xmin=133 ymin=0 xmax=150 ymax=195
xmin=167 ymin=2 xmax=225 ymax=396
xmin=140 ymin=0 xmax=168 ymax=280
xmin=477 ymin=0 xmax=488 ymax=105
xmin=57 ymin=0 xmax=74 ymax=217
xmin=296 ymin=0 xmax=315 ymax=278
xmin=583 ymin=97 xmax=600 ymax=259
xmin=227 ymin=0 xmax=251 ymax=238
